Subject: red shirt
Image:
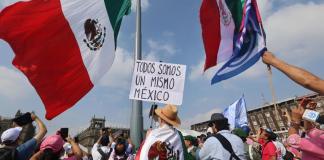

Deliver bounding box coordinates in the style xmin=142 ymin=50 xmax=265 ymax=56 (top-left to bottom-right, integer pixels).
xmin=259 ymin=139 xmax=277 ymax=160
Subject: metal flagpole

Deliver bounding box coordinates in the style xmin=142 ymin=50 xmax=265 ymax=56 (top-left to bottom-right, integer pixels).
xmin=130 ymin=0 xmax=143 ymax=148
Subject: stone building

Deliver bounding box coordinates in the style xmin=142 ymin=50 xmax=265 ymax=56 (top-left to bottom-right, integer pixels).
xmin=76 ymin=116 xmax=130 ymax=152
xmin=191 ymin=93 xmax=324 ymax=139
xmin=0 ymin=110 xmax=35 ymax=144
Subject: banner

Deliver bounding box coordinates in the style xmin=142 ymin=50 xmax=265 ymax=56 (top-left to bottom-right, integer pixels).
xmin=129 ymin=60 xmax=186 ymax=105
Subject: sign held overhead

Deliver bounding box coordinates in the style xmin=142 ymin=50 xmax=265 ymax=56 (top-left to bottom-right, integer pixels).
xmin=129 ymin=60 xmax=186 ymax=105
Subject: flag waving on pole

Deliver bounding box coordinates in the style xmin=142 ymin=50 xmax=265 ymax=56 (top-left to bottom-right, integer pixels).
xmin=0 ymin=0 xmax=131 ymax=119
xmin=223 ymin=96 xmax=248 ymax=130
xmin=200 ymin=0 xmax=266 ymax=84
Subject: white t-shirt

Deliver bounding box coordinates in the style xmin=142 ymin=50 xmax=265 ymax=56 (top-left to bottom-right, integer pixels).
xmin=91 ymin=143 xmax=111 ymax=160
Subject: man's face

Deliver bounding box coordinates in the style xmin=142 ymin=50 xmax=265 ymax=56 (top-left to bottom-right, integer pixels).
xmin=212 ymin=122 xmax=218 ymax=133
xmin=184 ymin=140 xmax=191 ymax=148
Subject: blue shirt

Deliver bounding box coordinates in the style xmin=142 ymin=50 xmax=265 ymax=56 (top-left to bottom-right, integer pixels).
xmin=199 ymin=130 xmax=246 ymax=160
xmin=16 ymin=138 xmax=37 ymax=160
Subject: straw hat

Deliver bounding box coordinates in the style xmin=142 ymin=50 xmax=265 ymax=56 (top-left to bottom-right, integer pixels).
xmin=155 ymin=104 xmax=181 ymax=127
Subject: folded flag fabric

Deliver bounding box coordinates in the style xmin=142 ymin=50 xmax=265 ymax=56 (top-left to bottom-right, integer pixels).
xmin=135 ymin=125 xmax=186 ymax=160
xmin=200 ymin=0 xmax=266 ymax=84
xmin=0 ymin=0 xmax=131 ymax=119
xmin=223 ymin=96 xmax=248 ymax=130
xmin=200 ymin=0 xmax=240 ymax=71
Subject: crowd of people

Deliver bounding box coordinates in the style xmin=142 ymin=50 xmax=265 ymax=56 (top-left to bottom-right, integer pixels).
xmin=0 ymin=52 xmax=323 ymax=160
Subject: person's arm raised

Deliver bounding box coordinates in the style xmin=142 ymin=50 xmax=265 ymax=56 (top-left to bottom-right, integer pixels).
xmin=67 ymin=136 xmax=83 ymax=159
xmin=262 ymin=51 xmax=324 ymax=95
xmin=31 ymin=113 xmax=47 ymax=144
xmin=288 ymin=104 xmax=304 ymax=136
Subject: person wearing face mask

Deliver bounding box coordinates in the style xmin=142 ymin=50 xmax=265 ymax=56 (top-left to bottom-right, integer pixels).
xmin=257 ymin=128 xmax=278 ymax=160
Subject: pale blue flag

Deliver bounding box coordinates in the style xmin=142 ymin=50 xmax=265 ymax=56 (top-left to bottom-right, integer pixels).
xmin=223 ymin=96 xmax=248 ymax=130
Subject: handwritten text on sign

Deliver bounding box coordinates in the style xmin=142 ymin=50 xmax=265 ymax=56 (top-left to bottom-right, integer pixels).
xmin=129 ymin=60 xmax=186 ymax=105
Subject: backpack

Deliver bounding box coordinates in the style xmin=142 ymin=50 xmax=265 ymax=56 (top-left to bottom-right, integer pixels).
xmin=214 ymin=134 xmax=241 ymax=160
xmin=282 ymin=150 xmax=294 ymax=160
xmin=273 ymin=141 xmax=294 ymax=160
xmin=0 ymin=147 xmax=17 ymax=160
xmin=98 ymin=147 xmax=113 ymax=160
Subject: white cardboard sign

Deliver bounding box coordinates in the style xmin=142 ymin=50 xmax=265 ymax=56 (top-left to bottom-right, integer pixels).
xmin=129 ymin=60 xmax=186 ymax=105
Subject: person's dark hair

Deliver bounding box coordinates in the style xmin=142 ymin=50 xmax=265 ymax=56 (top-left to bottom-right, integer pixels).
xmin=208 ymin=122 xmax=213 ymax=127
xmin=213 ymin=120 xmax=230 ymax=131
xmin=115 ymin=138 xmax=127 ymax=156
xmin=301 ymin=132 xmax=306 ymax=138
xmin=2 ymin=140 xmax=15 ymax=146
xmin=100 ymin=135 xmax=110 ymax=146
xmin=200 ymin=134 xmax=207 ymax=142
xmin=40 ymin=148 xmax=60 ymax=160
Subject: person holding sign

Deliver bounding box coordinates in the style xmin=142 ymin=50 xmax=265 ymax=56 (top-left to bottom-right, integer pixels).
xmin=262 ymin=51 xmax=324 ymax=95
xmin=135 ymin=104 xmax=190 ymax=160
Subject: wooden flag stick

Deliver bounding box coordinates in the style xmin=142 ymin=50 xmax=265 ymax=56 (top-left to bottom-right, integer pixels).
xmin=266 ymin=65 xmax=280 ymax=122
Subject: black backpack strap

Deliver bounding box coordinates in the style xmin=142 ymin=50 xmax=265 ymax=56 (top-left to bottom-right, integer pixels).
xmin=11 ymin=148 xmax=17 ymax=160
xmin=98 ymin=147 xmax=110 ymax=160
xmin=107 ymin=148 xmax=113 ymax=159
xmin=214 ymin=134 xmax=240 ymax=160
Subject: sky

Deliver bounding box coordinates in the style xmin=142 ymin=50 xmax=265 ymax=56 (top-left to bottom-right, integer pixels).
xmin=0 ymin=0 xmax=324 ymax=135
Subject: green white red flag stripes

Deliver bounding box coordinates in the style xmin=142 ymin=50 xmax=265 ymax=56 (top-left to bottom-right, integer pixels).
xmin=0 ymin=0 xmax=131 ymax=119
xmin=135 ymin=126 xmax=186 ymax=160
xmin=200 ymin=0 xmax=244 ymax=71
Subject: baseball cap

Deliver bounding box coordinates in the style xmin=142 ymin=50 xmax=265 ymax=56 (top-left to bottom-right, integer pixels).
xmin=1 ymin=127 xmax=22 ymax=143
xmin=40 ymin=134 xmax=65 ymax=153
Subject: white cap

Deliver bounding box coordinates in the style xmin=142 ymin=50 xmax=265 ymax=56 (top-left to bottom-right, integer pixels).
xmin=63 ymin=143 xmax=73 ymax=154
xmin=1 ymin=127 xmax=22 ymax=143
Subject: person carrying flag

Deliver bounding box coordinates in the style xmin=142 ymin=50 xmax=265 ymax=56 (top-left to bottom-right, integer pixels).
xmin=262 ymin=51 xmax=324 ymax=95
xmin=135 ymin=104 xmax=189 ymax=160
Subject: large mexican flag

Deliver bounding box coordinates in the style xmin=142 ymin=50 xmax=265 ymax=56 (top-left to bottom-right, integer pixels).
xmin=200 ymin=0 xmax=244 ymax=71
xmin=0 ymin=0 xmax=131 ymax=119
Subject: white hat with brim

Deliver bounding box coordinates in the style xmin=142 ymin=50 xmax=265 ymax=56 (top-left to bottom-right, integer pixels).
xmin=1 ymin=127 xmax=22 ymax=143
xmin=155 ymin=104 xmax=181 ymax=127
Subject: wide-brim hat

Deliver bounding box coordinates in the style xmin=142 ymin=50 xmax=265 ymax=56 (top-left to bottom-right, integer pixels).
xmin=155 ymin=104 xmax=181 ymax=127
xmin=209 ymin=113 xmax=228 ymax=123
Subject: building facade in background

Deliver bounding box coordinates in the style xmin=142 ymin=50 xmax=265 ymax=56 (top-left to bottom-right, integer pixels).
xmin=76 ymin=116 xmax=130 ymax=152
xmin=0 ymin=110 xmax=35 ymax=144
xmin=191 ymin=93 xmax=324 ymax=139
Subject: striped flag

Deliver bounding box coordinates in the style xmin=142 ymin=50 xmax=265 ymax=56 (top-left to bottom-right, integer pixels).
xmin=0 ymin=0 xmax=131 ymax=119
xmin=200 ymin=0 xmax=244 ymax=71
xmin=200 ymin=0 xmax=266 ymax=84
xmin=223 ymin=96 xmax=248 ymax=130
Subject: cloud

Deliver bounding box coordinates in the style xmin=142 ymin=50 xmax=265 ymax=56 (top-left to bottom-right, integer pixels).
xmin=0 ymin=66 xmax=32 ymax=100
xmin=99 ymin=47 xmax=134 ymax=89
xmin=257 ymin=0 xmax=273 ymax=18
xmin=144 ymin=39 xmax=177 ymax=61
xmin=131 ymin=0 xmax=150 ymax=12
xmin=265 ymin=3 xmax=324 ymax=64
xmin=190 ymin=2 xmax=324 ymax=82
xmin=188 ymin=59 xmax=222 ymax=81
xmin=182 ymin=107 xmax=221 ymax=129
